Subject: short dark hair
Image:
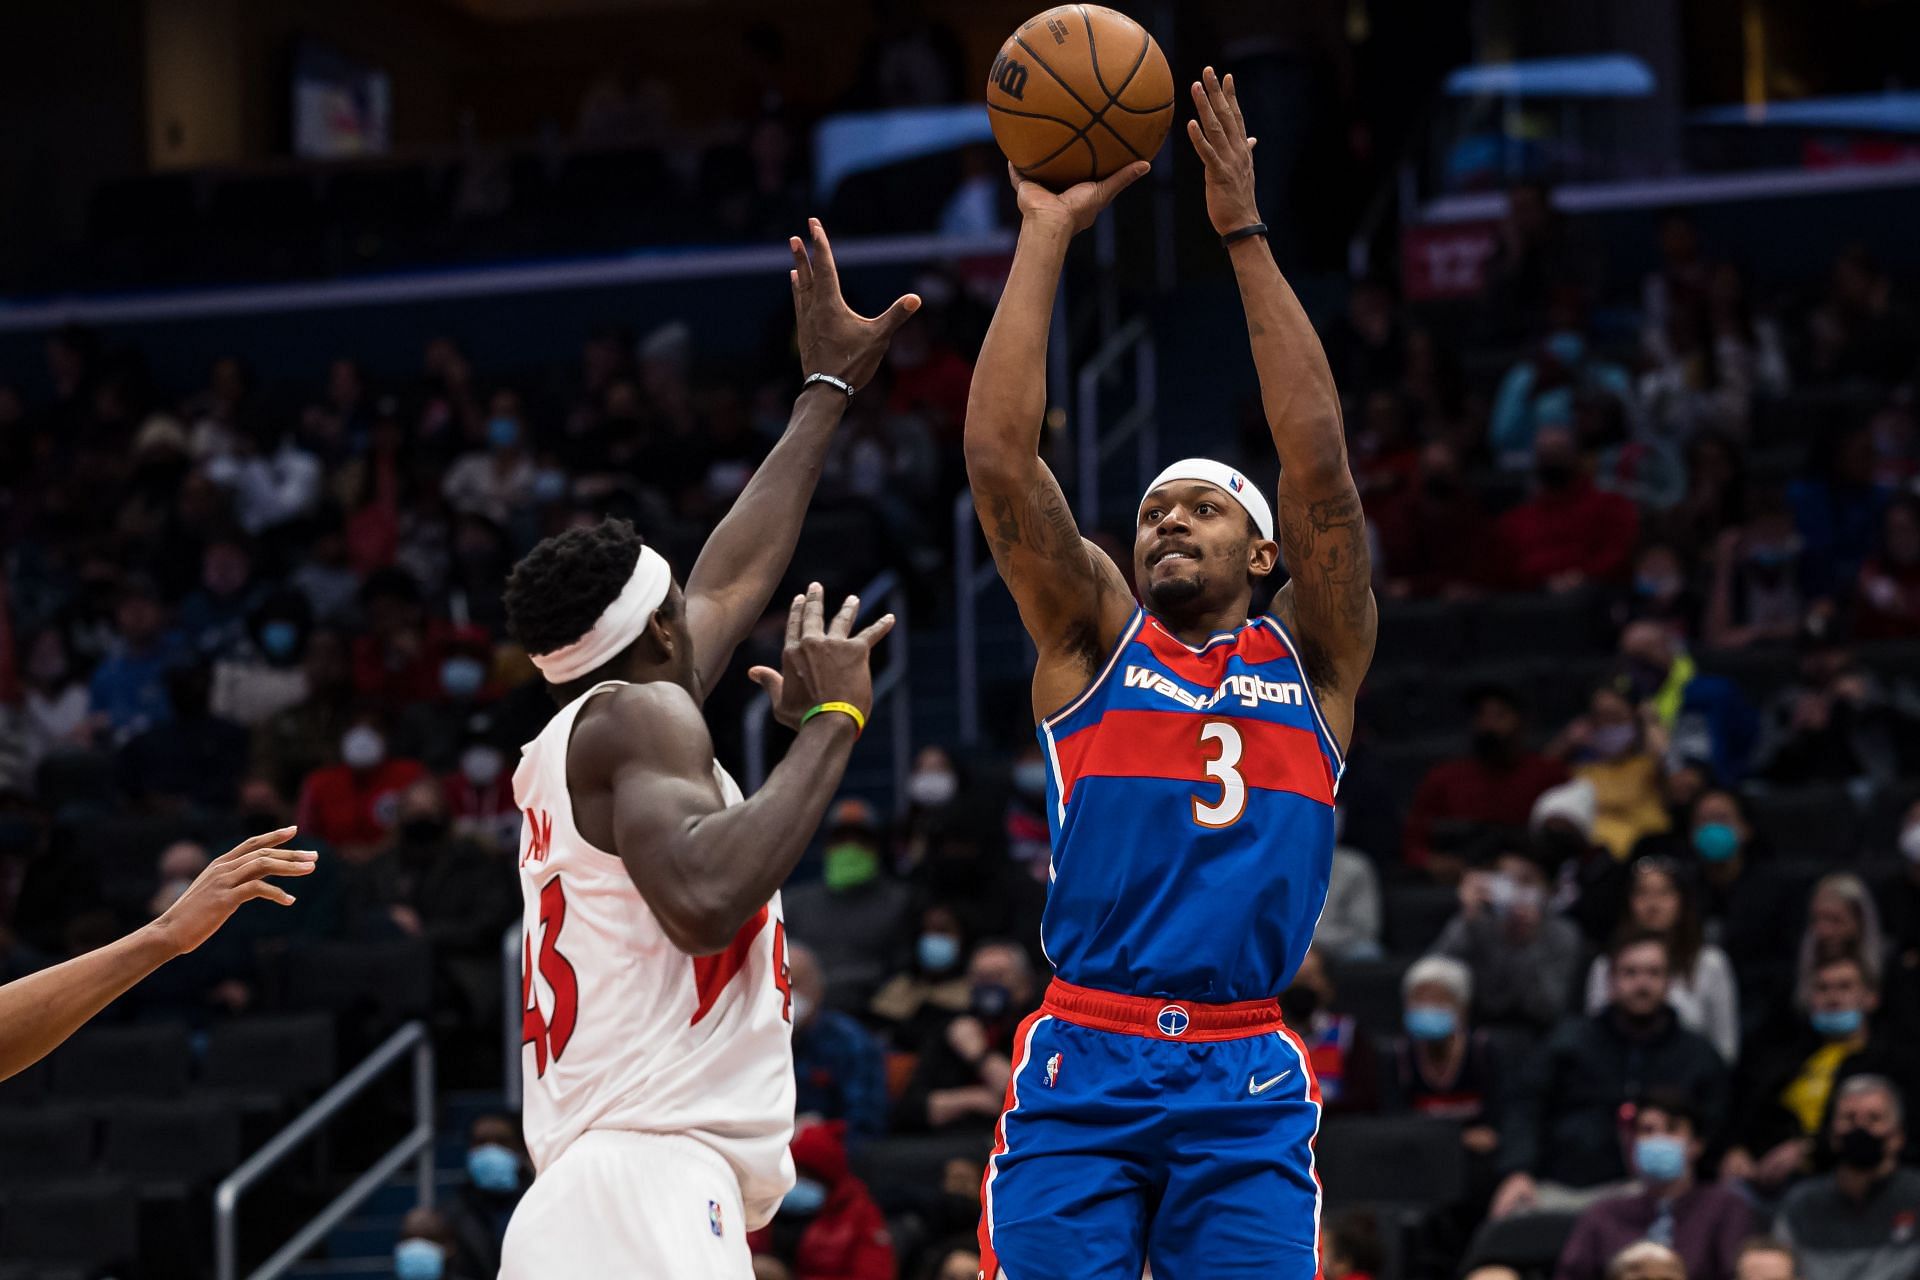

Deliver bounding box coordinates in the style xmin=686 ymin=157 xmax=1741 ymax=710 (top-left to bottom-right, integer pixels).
xmin=1631 ymin=1088 xmax=1698 ymax=1133
xmin=1814 ymin=951 xmax=1877 ymax=994
xmin=1609 ymin=926 xmax=1671 ymax=967
xmin=1464 ymin=681 xmax=1525 ymax=716
xmin=1326 ymin=1209 xmax=1383 ymax=1275
xmin=504 ymin=519 xmax=650 ymax=657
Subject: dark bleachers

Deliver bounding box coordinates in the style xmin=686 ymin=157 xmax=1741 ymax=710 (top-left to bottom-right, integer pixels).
xmin=283 ymin=937 xmax=433 ymax=1024
xmin=0 ymin=1058 xmax=48 ymax=1109
xmin=102 ymin=1098 xmax=242 ymax=1192
xmin=0 ymin=1179 xmax=139 ymax=1272
xmin=1462 ymin=1208 xmax=1581 ymax=1275
xmin=1743 ymin=783 xmax=1862 ymax=861
xmin=1383 ymin=883 xmax=1460 ymax=955
xmin=850 ymin=1131 xmax=993 ymax=1216
xmin=1326 ymin=956 xmax=1413 ymax=1036
xmin=1371 ymin=600 xmax=1471 ymax=671
xmin=1316 ymin=1115 xmax=1467 ymax=1206
xmin=0 ymin=1108 xmax=95 ymax=1185
xmin=202 ymin=1013 xmax=338 ymax=1099
xmin=49 ymin=1023 xmax=192 ymax=1101
xmin=1469 ymin=593 xmax=1600 ymax=663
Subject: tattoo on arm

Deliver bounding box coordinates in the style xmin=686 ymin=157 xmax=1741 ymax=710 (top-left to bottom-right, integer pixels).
xmin=1278 ymin=487 xmax=1374 ymax=689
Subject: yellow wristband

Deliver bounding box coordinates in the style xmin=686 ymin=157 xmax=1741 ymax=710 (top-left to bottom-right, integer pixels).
xmin=802 ymin=701 xmax=866 ymax=737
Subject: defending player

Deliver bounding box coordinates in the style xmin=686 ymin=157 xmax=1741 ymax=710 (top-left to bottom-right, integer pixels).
xmin=963 ymin=69 xmax=1377 ymax=1278
xmin=497 ymin=221 xmax=913 ymax=1280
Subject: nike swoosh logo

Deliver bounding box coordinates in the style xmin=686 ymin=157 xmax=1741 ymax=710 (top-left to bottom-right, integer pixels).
xmin=1249 ymin=1070 xmax=1293 ymax=1095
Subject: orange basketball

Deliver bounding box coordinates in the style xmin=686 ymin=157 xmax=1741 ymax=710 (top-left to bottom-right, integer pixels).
xmin=986 ymin=5 xmax=1175 ymax=189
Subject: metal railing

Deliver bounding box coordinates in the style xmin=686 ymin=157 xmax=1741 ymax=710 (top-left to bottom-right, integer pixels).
xmin=215 ymin=1021 xmax=435 ymax=1280
xmin=503 ymin=923 xmax=524 ymax=1111
xmin=742 ymin=570 xmax=911 ymax=798
xmin=1074 ymin=314 xmax=1159 ymax=534
xmin=952 ymin=489 xmax=1004 ymax=746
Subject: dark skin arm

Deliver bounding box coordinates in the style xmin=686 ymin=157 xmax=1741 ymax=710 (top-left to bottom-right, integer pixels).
xmin=682 ymin=220 xmax=918 ymax=697
xmin=568 ymin=585 xmax=894 ymax=956
xmin=0 ymin=828 xmax=315 ymax=1082
xmin=1190 ymin=68 xmax=1376 ymax=747
xmin=964 ymin=162 xmax=1150 ymax=719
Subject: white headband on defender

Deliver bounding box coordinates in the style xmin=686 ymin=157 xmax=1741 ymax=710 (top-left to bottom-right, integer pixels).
xmin=1140 ymin=458 xmax=1275 ymax=542
xmin=528 ymin=544 xmax=672 ymax=683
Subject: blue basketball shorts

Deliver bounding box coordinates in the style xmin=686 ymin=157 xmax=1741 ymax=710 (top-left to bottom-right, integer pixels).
xmin=977 ymin=979 xmax=1325 ymax=1280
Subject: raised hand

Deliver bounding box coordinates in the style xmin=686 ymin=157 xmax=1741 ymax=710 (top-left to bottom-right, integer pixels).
xmin=748 ymin=582 xmax=896 ymax=729
xmin=152 ymin=827 xmax=317 ymax=957
xmin=1008 ymin=160 xmax=1151 ymax=236
xmin=791 ymin=219 xmax=920 ymax=390
xmin=1186 ymin=66 xmax=1261 ymax=237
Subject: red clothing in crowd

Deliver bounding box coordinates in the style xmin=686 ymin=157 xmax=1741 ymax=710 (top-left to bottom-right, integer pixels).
xmin=749 ymin=1121 xmax=896 ymax=1280
xmin=1496 ymin=479 xmax=1640 ymax=590
xmin=1370 ymin=489 xmax=1500 ymax=597
xmin=297 ymin=757 xmax=428 ymax=849
xmin=352 ymin=627 xmax=450 ymax=705
xmin=1403 ymin=752 xmax=1569 ymax=870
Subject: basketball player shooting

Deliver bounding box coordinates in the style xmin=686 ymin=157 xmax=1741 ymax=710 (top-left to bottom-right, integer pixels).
xmin=964 ymin=68 xmax=1377 ymax=1279
xmin=496 ymin=220 xmax=915 ymax=1280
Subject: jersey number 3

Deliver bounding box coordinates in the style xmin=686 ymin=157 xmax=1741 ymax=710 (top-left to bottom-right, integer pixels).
xmin=1192 ymin=721 xmax=1247 ymax=828
xmin=522 ymin=875 xmax=580 ymax=1078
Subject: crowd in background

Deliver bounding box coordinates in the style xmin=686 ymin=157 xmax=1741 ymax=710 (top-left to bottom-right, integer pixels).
xmin=6 ymin=169 xmax=1920 ymax=1277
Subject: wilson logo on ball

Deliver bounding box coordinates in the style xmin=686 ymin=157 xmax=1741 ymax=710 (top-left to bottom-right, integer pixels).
xmin=991 ymin=53 xmax=1030 ymax=101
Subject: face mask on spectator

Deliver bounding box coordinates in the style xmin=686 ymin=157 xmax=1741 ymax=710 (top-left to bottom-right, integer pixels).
xmin=1747 ymin=543 xmax=1798 ymax=571
xmin=488 ymin=416 xmax=521 ymax=450
xmin=1635 ymin=575 xmax=1680 ymax=600
xmin=1634 ymin=1134 xmax=1689 ymax=1184
xmin=1692 ymin=822 xmax=1740 ymax=863
xmin=260 ymin=620 xmax=300 ymax=661
xmin=1588 ymin=722 xmax=1637 ymax=760
xmin=1012 ymin=760 xmax=1049 ymax=799
xmin=1901 ymin=824 xmax=1920 ymax=864
xmin=1835 ymin=1127 xmax=1888 ymax=1171
xmin=918 ymin=932 xmax=962 ymax=974
xmin=823 ymin=841 xmax=879 ymax=892
xmin=791 ymin=993 xmax=816 ymax=1025
xmin=907 ymin=768 xmax=959 ymax=808
xmin=441 ymin=656 xmax=486 ymax=699
xmin=1811 ymin=1007 xmax=1863 ymax=1039
xmin=781 ymin=1177 xmax=828 ymax=1216
xmin=461 ymin=745 xmax=505 ymax=788
xmin=341 ymin=726 xmax=386 ymax=770
xmin=393 ymin=1239 xmax=446 ymax=1280
xmin=1403 ymin=1005 xmax=1456 ymax=1041
xmin=467 ymin=1143 xmax=520 ymax=1193
xmin=532 ymin=468 xmax=568 ymax=504
xmin=971 ymin=982 xmax=1012 ymax=1021
xmin=1545 ymin=331 xmax=1586 ymax=366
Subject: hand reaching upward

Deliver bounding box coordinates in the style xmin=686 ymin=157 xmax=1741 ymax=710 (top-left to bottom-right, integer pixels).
xmin=1187 ymin=66 xmax=1261 ymax=237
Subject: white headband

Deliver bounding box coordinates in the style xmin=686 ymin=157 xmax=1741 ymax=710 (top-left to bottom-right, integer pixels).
xmin=528 ymin=545 xmax=672 ymax=683
xmin=1140 ymin=458 xmax=1274 ymax=542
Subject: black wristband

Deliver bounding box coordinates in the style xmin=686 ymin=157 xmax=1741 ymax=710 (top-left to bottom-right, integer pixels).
xmin=1221 ymin=223 xmax=1269 ymax=248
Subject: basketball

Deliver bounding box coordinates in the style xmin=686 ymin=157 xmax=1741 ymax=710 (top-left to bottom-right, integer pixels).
xmin=986 ymin=5 xmax=1175 ymax=189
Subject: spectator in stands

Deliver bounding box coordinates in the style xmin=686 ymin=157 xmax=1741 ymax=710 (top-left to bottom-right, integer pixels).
xmin=1703 ymin=498 xmax=1808 ymax=651
xmin=1482 ymin=184 xmax=1591 ymax=342
xmin=118 ymin=663 xmax=249 ymax=811
xmin=894 ymin=939 xmax=1035 ymax=1133
xmin=1679 ymin=789 xmax=1796 ymax=1024
xmin=1724 ymin=955 xmax=1909 ymax=1199
xmin=442 ymin=390 xmax=537 ymax=527
xmin=1604 ymin=1242 xmax=1687 ymax=1280
xmin=1805 ymin=246 xmax=1917 ymax=386
xmin=1791 ymin=425 xmax=1892 ymax=600
xmin=396 ymin=625 xmax=500 ymax=770
xmin=442 ymin=714 xmax=518 ymax=857
xmin=1490 ymin=303 xmax=1638 ymax=466
xmin=868 ymin=902 xmax=971 ymax=1051
xmin=1498 ymin=426 xmax=1641 ymax=594
xmin=17 ymin=627 xmax=96 ymax=771
xmin=352 ymin=777 xmax=516 ymax=962
xmin=209 ymin=588 xmax=313 ymax=728
xmin=1669 ymin=431 xmax=1750 ymax=553
xmin=125 ymin=838 xmax=257 ymax=1025
xmin=1493 ymin=932 xmax=1729 ymax=1218
xmin=1003 ymin=745 xmax=1051 ymax=882
xmin=1616 ymin=621 xmax=1756 ymax=786
xmin=1322 ymin=1208 xmax=1385 ymax=1280
xmin=1640 ymin=213 xmax=1709 ymax=363
xmin=1319 ymin=808 xmax=1383 ymax=960
xmin=1373 ymin=439 xmax=1500 ymax=599
xmin=787 ymin=942 xmax=888 ymax=1142
xmin=1888 ymin=799 xmax=1920 ymax=1031
xmin=444 ymin=1113 xmax=526 ymax=1279
xmin=1404 ymin=682 xmax=1569 ymax=881
xmin=352 ymin=569 xmax=447 ymax=707
xmin=175 ymin=537 xmax=264 ymax=661
xmin=1540 ymin=777 xmax=1633 ymax=947
xmin=1794 ymin=874 xmax=1888 ymax=1010
xmin=1388 ymin=955 xmax=1504 ymax=1154
xmin=296 ymin=707 xmax=428 ymax=861
xmin=895 ymin=745 xmax=962 ymax=871
xmin=1585 ymin=857 xmax=1739 ymax=1062
xmin=1621 ymin=543 xmax=1697 ymax=636
xmin=910 ymin=811 xmax=1045 ymax=970
xmin=1548 ymin=681 xmax=1670 ymax=859
xmin=1733 ymin=1240 xmax=1797 ymax=1280
xmin=756 ymin=1120 xmax=896 ymax=1280
xmin=1434 ymin=841 xmax=1584 ymax=1033
xmin=1325 ymin=278 xmax=1406 ymax=398
xmin=1755 ymin=637 xmax=1917 ymax=785
xmin=250 ymin=627 xmax=354 ymax=798
xmin=202 ymin=416 xmax=324 ymax=537
xmin=1775 ymin=1075 xmax=1920 ymax=1280
xmin=919 ymin=1245 xmax=981 ymax=1280
xmin=1284 ymin=946 xmax=1381 ymax=1113
xmin=1852 ymin=494 xmax=1920 ymax=638
xmin=395 ymin=1205 xmax=482 ymax=1280
xmin=89 ymin=575 xmax=181 ymax=745
xmin=785 ymin=797 xmax=911 ymax=1000
xmin=1555 ymin=1091 xmax=1754 ymax=1280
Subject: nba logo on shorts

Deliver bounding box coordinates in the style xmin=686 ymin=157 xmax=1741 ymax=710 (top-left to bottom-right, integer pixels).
xmin=1045 ymin=1052 xmax=1062 ymax=1087
xmin=708 ymin=1200 xmax=724 ymax=1237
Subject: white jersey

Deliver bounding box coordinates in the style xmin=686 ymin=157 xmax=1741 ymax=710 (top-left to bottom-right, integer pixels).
xmin=513 ymin=679 xmax=796 ymax=1229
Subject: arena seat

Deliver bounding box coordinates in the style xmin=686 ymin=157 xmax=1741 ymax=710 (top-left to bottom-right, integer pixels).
xmin=0 ymin=1108 xmax=95 ymax=1185
xmin=0 ymin=1058 xmax=49 ymax=1109
xmin=1860 ymin=781 xmax=1920 ymax=858
xmin=1470 ymin=593 xmax=1599 ymax=662
xmin=1461 ymin=1208 xmax=1581 ymax=1275
xmin=1325 ymin=956 xmax=1413 ymax=1036
xmin=49 ymin=1023 xmax=192 ymax=1100
xmin=101 ymin=1098 xmax=242 ymax=1192
xmin=1315 ymin=1115 xmax=1466 ymax=1207
xmin=0 ymin=1179 xmax=139 ymax=1271
xmin=201 ymin=1013 xmax=338 ymax=1099
xmin=850 ymin=1132 xmax=993 ymax=1214
xmin=282 ymin=937 xmax=433 ymax=1024
xmin=32 ymin=751 xmax=117 ymax=818
xmin=1371 ymin=600 xmax=1470 ymax=671
xmin=1743 ymin=784 xmax=1862 ymax=862
xmin=1383 ymin=883 xmax=1461 ymax=955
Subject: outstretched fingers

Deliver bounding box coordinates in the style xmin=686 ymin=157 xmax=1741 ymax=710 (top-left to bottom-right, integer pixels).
xmin=876 ymin=293 xmax=923 ymax=336
xmin=784 ymin=591 xmax=806 ymax=649
xmin=801 ymin=581 xmax=826 ymax=637
xmin=856 ymin=613 xmax=897 ymax=649
xmin=829 ymin=594 xmax=860 ymax=639
xmin=807 ymin=218 xmax=840 ymax=292
xmin=1098 ymin=161 xmax=1151 ymax=206
xmin=223 ymin=826 xmax=298 ymax=862
xmin=1191 ymin=70 xmax=1227 ymax=146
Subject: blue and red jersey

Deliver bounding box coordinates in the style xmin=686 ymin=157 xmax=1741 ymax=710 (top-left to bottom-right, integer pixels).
xmin=1036 ymin=606 xmax=1343 ymax=1003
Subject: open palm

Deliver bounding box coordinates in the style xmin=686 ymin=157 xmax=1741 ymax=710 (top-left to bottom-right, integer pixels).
xmin=1008 ymin=160 xmax=1151 ymax=236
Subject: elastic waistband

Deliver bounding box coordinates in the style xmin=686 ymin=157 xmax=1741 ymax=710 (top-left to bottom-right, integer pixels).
xmin=1041 ymin=978 xmax=1289 ymax=1042
xmin=557 ymin=1129 xmax=738 ymax=1182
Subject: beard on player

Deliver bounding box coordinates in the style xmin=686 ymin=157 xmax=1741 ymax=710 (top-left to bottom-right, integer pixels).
xmin=1134 ymin=501 xmax=1269 ymax=624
